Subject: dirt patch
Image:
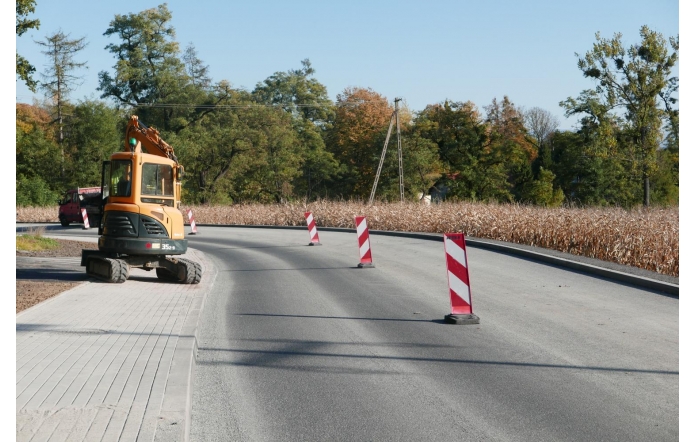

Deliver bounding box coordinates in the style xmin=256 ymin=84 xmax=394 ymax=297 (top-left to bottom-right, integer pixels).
xmin=16 ymin=281 xmax=83 ymax=313
xmin=16 ymin=239 xmax=99 ymax=313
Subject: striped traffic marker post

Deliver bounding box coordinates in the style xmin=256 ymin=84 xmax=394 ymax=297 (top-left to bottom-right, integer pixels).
xmin=443 ymin=233 xmax=480 ymax=325
xmin=304 ymin=212 xmax=321 ymax=246
xmin=187 ymin=209 xmax=198 ymax=235
xmin=354 ymin=216 xmax=374 ymax=268
xmin=81 ymin=208 xmax=91 ymax=230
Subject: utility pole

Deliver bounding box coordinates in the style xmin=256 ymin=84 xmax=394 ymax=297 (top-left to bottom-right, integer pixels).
xmin=395 ymin=98 xmax=404 ymax=202
xmin=368 ymin=97 xmax=403 ymax=205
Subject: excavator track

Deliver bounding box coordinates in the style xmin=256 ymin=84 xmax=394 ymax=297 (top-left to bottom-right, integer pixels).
xmin=178 ymin=258 xmax=202 ymax=284
xmin=155 ymin=258 xmax=202 ymax=284
xmin=86 ymin=256 xmax=130 ymax=283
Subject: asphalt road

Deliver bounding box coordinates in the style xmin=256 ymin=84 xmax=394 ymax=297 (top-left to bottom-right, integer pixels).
xmin=185 ymin=227 xmax=678 ymax=442
xmin=17 ymin=224 xmax=679 ymax=441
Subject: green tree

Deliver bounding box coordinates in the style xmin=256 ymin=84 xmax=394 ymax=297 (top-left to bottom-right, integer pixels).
xmin=16 ymin=176 xmax=59 ymax=207
xmin=182 ymin=43 xmax=211 ymax=89
xmin=562 ymin=25 xmax=678 ymax=206
xmin=414 ymin=101 xmax=496 ymax=201
xmin=65 ymin=100 xmax=123 ymax=188
xmin=16 ymin=104 xmax=62 ymax=205
xmin=398 ymin=130 xmax=444 ymax=202
xmin=172 ymin=89 xmax=302 ymax=204
xmin=36 ymin=30 xmax=88 ymax=178
xmin=252 ymin=59 xmax=338 ymax=200
xmin=98 ymin=4 xmax=231 ymax=133
xmin=520 ymin=167 xmax=564 ymax=207
xmin=238 ymin=108 xmax=303 ymax=203
xmin=99 ymin=4 xmax=183 ymax=129
xmin=171 ymin=95 xmax=257 ymax=204
xmin=16 ymin=0 xmax=40 ymax=92
xmin=484 ymin=96 xmax=538 ymax=202
xmin=550 ymin=129 xmax=637 ymax=207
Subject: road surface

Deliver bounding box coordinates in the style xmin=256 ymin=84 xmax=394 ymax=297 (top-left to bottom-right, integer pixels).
xmin=185 ymin=227 xmax=678 ymax=442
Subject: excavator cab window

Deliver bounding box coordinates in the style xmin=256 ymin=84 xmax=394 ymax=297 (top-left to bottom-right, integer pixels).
xmin=141 ymin=163 xmax=174 ymax=196
xmin=140 ymin=163 xmax=174 ymax=206
xmin=101 ymin=160 xmax=111 ymax=200
xmin=111 ymin=160 xmax=133 ymax=197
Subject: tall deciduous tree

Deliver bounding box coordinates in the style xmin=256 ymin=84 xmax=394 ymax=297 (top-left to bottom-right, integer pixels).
xmin=17 ymin=0 xmax=40 ymax=92
xmin=415 ymin=101 xmax=494 ymax=201
xmin=399 ymin=130 xmax=444 ymax=202
xmin=253 ymin=59 xmax=338 ymax=200
xmin=485 ymin=96 xmax=537 ymax=201
xmin=171 ymin=88 xmax=302 ymax=204
xmin=16 ymin=103 xmax=61 ymax=205
xmin=98 ymin=4 xmax=186 ymax=130
xmin=562 ymin=25 xmax=678 ymax=206
xmin=36 ymin=30 xmax=88 ymax=178
xmin=66 ymin=100 xmax=122 ymax=188
xmin=524 ymin=107 xmax=560 ymax=149
xmin=327 ymin=87 xmax=393 ymax=198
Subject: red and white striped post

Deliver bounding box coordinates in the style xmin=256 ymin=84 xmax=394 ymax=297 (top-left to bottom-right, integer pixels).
xmin=81 ymin=208 xmax=90 ymax=229
xmin=354 ymin=216 xmax=374 ymax=268
xmin=187 ymin=209 xmax=198 ymax=235
xmin=443 ymin=232 xmax=480 ymax=324
xmin=304 ymin=212 xmax=321 ymax=246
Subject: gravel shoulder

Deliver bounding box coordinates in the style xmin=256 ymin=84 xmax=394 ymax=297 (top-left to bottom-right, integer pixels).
xmin=16 ymin=239 xmax=98 ymax=313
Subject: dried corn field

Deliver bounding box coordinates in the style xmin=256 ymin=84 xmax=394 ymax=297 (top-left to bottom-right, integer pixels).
xmin=17 ymin=202 xmax=679 ymax=277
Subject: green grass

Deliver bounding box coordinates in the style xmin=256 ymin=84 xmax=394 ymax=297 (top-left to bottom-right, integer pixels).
xmin=16 ymin=227 xmax=59 ymax=251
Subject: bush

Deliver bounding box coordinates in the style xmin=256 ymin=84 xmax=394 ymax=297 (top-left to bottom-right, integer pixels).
xmin=16 ymin=176 xmax=60 ymax=207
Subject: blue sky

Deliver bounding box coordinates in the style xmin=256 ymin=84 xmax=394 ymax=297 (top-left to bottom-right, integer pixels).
xmin=14 ymin=0 xmax=679 ymax=131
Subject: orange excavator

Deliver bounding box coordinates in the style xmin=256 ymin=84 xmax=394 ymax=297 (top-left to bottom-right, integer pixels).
xmin=81 ymin=115 xmax=201 ymax=284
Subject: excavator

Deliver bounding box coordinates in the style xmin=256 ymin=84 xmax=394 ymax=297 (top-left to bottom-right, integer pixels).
xmin=81 ymin=115 xmax=202 ymax=284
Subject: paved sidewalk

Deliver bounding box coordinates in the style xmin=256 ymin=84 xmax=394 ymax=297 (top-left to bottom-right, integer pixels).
xmin=16 ymin=247 xmax=216 ymax=442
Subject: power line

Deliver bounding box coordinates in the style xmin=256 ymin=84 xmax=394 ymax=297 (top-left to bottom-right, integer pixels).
xmin=129 ymin=101 xmax=389 ymax=109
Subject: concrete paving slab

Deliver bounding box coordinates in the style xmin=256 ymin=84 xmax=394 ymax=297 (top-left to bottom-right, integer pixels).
xmin=16 ymin=244 xmax=217 ymax=442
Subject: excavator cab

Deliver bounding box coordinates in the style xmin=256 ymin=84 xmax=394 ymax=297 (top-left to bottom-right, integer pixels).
xmin=82 ymin=116 xmax=201 ymax=284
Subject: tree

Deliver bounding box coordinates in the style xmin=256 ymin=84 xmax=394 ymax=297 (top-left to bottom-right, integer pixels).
xmin=326 ymin=87 xmax=393 ymax=198
xmin=170 ymin=88 xmax=302 ymax=204
xmin=35 ymin=30 xmax=88 ymax=178
xmin=16 ymin=103 xmax=62 ymax=205
xmin=550 ymin=129 xmax=636 ymax=206
xmin=524 ymin=107 xmax=560 ymax=149
xmin=562 ymin=25 xmax=678 ymax=206
xmin=182 ymin=43 xmax=211 ymax=89
xmin=414 ymin=101 xmax=495 ymax=201
xmin=484 ymin=96 xmax=537 ymax=201
xmin=524 ymin=107 xmax=559 ymax=177
xmin=519 ymin=168 xmax=564 ymax=207
xmin=17 ymin=0 xmax=40 ymax=92
xmin=66 ymin=100 xmax=122 ymax=188
xmin=98 ymin=4 xmax=231 ymax=133
xmin=399 ymin=131 xmax=445 ymax=202
xmin=98 ymin=4 xmax=186 ymax=128
xmin=252 ymin=59 xmax=338 ymax=200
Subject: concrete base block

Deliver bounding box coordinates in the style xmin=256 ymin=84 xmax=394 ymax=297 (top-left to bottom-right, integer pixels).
xmin=444 ymin=314 xmax=480 ymax=325
xmin=357 ymin=262 xmax=375 ymax=268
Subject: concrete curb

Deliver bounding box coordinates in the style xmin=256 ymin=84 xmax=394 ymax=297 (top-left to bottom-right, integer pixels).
xmin=188 ymin=224 xmax=679 ymax=297
xmin=154 ymin=248 xmax=218 ymax=442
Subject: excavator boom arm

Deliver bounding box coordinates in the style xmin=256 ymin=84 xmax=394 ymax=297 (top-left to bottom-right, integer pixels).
xmin=125 ymin=115 xmax=178 ymax=163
